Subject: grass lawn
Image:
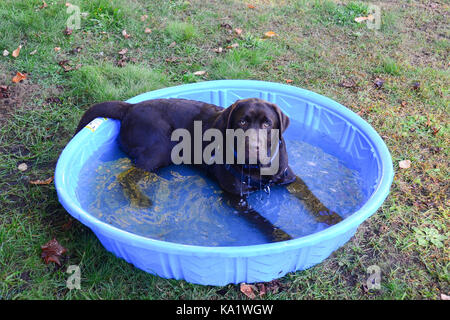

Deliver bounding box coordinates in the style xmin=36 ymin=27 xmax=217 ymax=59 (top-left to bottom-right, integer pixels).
xmin=0 ymin=0 xmax=448 ymax=299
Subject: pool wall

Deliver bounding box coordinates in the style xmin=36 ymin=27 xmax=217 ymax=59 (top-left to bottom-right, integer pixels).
xmin=55 ymin=80 xmax=393 ymax=285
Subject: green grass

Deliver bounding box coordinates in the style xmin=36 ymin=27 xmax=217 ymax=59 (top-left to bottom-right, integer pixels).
xmin=69 ymin=63 xmax=169 ymax=102
xmin=0 ymin=0 xmax=448 ymax=300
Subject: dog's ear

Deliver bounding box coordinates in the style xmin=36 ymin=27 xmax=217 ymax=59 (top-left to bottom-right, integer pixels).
xmin=269 ymin=103 xmax=290 ymax=133
xmin=213 ymin=101 xmax=240 ymax=131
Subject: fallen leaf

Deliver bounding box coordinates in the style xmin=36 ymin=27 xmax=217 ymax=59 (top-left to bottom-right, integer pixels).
xmin=399 ymin=160 xmax=411 ymax=169
xmin=58 ymin=60 xmax=72 ymax=72
xmin=193 ymin=70 xmax=206 ymax=76
xmin=70 ymin=46 xmax=82 ymax=54
xmin=265 ymin=279 xmax=282 ymax=294
xmin=117 ymin=56 xmax=128 ymax=68
xmin=214 ymin=47 xmax=223 ymax=53
xmin=39 ymin=1 xmax=48 ymax=9
xmin=2 ymin=49 xmax=9 ymax=56
xmin=144 ymin=27 xmax=152 ymax=34
xmin=354 ymin=15 xmax=374 ymax=23
xmin=247 ymin=4 xmax=256 ymax=9
xmin=240 ymin=283 xmax=257 ymax=299
xmin=400 ymin=101 xmax=407 ymax=107
xmin=441 ymin=293 xmax=450 ymax=300
xmin=373 ymin=78 xmax=384 ymax=89
xmin=168 ymin=41 xmax=176 ymax=48
xmin=226 ymin=43 xmax=239 ymax=49
xmin=30 ymin=50 xmax=37 ymax=55
xmin=285 ymin=79 xmax=293 ymax=83
xmin=65 ymin=2 xmax=72 ymax=7
xmin=340 ymin=78 xmax=356 ymax=88
xmin=165 ymin=56 xmax=179 ymax=63
xmin=118 ymin=48 xmax=128 ymax=55
xmin=140 ymin=14 xmax=148 ymax=22
xmin=122 ymin=29 xmax=130 ymax=39
xmin=12 ymin=72 xmax=27 ymax=83
xmin=30 ymin=176 xmax=54 ymax=185
xmin=18 ymin=163 xmax=28 ymax=171
xmin=263 ymin=31 xmax=277 ymax=38
xmin=257 ymin=283 xmax=267 ymax=297
xmin=12 ymin=45 xmax=22 ymax=58
xmin=430 ymin=3 xmax=439 ymax=9
xmin=432 ymin=127 xmax=441 ymax=136
xmin=61 ymin=219 xmax=73 ymax=231
xmin=220 ymin=23 xmax=232 ymax=31
xmin=54 ymin=47 xmax=61 ymax=52
xmin=41 ymin=238 xmax=67 ymax=266
xmin=234 ymin=28 xmax=243 ymax=36
xmin=63 ymin=27 xmax=73 ymax=36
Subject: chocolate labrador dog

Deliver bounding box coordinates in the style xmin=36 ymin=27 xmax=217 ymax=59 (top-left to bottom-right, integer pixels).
xmin=75 ymin=98 xmax=342 ymax=241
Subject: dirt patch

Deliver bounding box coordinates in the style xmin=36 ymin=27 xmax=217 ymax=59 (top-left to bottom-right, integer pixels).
xmin=0 ymin=72 xmax=41 ymax=122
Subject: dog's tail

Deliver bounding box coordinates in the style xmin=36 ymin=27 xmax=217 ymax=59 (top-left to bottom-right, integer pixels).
xmin=75 ymin=101 xmax=132 ymax=135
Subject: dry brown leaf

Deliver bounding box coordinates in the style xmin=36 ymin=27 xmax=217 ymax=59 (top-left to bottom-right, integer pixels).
xmin=234 ymin=28 xmax=243 ymax=36
xmin=65 ymin=2 xmax=72 ymax=7
xmin=399 ymin=160 xmax=411 ymax=169
xmin=355 ymin=14 xmax=374 ymax=23
xmin=39 ymin=1 xmax=48 ymax=9
xmin=12 ymin=45 xmax=22 ymax=58
xmin=214 ymin=47 xmax=223 ymax=53
xmin=340 ymin=78 xmax=356 ymax=88
xmin=285 ymin=79 xmax=293 ymax=83
xmin=144 ymin=27 xmax=152 ymax=34
xmin=373 ymin=78 xmax=384 ymax=89
xmin=226 ymin=43 xmax=239 ymax=49
xmin=54 ymin=47 xmax=61 ymax=52
xmin=441 ymin=293 xmax=450 ymax=300
xmin=165 ymin=57 xmax=179 ymax=63
xmin=118 ymin=48 xmax=128 ymax=55
xmin=263 ymin=31 xmax=277 ymax=38
xmin=168 ymin=41 xmax=176 ymax=48
xmin=30 ymin=176 xmax=54 ymax=185
xmin=2 ymin=49 xmax=9 ymax=56
xmin=30 ymin=50 xmax=37 ymax=55
xmin=140 ymin=14 xmax=148 ymax=22
xmin=240 ymin=283 xmax=257 ymax=299
xmin=58 ymin=60 xmax=72 ymax=72
xmin=247 ymin=4 xmax=255 ymax=9
xmin=41 ymin=238 xmax=67 ymax=266
xmin=12 ymin=72 xmax=27 ymax=83
xmin=122 ymin=29 xmax=130 ymax=38
xmin=63 ymin=27 xmax=73 ymax=36
xmin=257 ymin=283 xmax=267 ymax=297
xmin=193 ymin=70 xmax=206 ymax=76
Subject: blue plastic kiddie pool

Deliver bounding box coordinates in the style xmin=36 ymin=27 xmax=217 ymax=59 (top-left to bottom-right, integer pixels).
xmin=55 ymin=80 xmax=394 ymax=285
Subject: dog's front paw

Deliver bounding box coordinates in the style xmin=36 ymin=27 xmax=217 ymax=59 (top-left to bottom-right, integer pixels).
xmin=316 ymin=209 xmax=343 ymax=226
xmin=271 ymin=228 xmax=292 ymax=242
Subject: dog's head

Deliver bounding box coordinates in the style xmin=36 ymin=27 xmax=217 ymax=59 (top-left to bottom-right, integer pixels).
xmin=215 ymin=98 xmax=294 ymax=182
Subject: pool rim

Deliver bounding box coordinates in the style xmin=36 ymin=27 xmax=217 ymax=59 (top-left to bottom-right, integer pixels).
xmin=55 ymin=80 xmax=394 ymax=257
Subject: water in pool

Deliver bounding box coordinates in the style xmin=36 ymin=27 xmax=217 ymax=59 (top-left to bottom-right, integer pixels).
xmin=76 ymin=128 xmax=366 ymax=246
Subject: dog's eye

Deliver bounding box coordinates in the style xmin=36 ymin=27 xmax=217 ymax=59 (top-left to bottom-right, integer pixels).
xmin=262 ymin=121 xmax=271 ymax=128
xmin=239 ymin=119 xmax=247 ymax=126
